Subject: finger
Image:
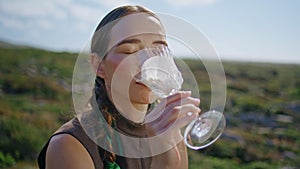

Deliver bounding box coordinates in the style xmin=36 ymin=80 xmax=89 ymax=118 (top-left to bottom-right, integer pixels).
xmin=149 ymin=97 xmax=200 ymax=124
xmin=170 ymin=110 xmax=199 ymax=132
xmin=166 ymin=104 xmax=200 ymax=129
xmin=145 ymin=100 xmax=169 ymax=123
xmin=165 ymin=97 xmax=200 ymax=113
xmin=146 ymin=93 xmax=198 ymax=123
xmin=153 ymin=104 xmax=200 ymax=133
xmin=162 ymin=91 xmax=192 ymax=106
xmin=161 ymin=97 xmax=200 ymax=120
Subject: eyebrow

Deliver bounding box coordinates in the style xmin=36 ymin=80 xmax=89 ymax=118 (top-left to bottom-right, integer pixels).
xmin=116 ymin=39 xmax=141 ymax=46
xmin=116 ymin=38 xmax=168 ymax=47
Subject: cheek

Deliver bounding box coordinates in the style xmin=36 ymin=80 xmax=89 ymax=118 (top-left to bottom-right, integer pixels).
xmin=108 ymin=54 xmax=139 ymax=81
xmin=104 ymin=55 xmax=131 ymax=80
xmin=106 ymin=55 xmax=136 ymax=95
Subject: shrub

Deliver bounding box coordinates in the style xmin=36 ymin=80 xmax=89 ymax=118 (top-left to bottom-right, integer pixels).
xmin=0 ymin=151 xmax=16 ymax=168
xmin=0 ymin=116 xmax=47 ymax=161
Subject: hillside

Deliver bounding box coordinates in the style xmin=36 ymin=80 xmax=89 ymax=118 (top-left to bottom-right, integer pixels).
xmin=0 ymin=43 xmax=299 ymax=169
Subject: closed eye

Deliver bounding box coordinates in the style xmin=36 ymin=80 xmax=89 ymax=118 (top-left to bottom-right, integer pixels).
xmin=153 ymin=40 xmax=168 ymax=47
xmin=115 ymin=39 xmax=141 ymax=54
xmin=116 ymin=44 xmax=139 ymax=54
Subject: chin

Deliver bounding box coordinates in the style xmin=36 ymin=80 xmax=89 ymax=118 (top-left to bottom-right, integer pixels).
xmin=130 ymin=91 xmax=158 ymax=104
xmin=147 ymin=92 xmax=158 ymax=103
xmin=129 ymin=81 xmax=158 ymax=104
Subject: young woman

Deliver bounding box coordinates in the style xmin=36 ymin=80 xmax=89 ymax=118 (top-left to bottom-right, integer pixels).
xmin=38 ymin=5 xmax=201 ymax=169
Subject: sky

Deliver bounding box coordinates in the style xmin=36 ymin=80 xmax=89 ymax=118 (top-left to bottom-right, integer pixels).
xmin=0 ymin=0 xmax=299 ymax=64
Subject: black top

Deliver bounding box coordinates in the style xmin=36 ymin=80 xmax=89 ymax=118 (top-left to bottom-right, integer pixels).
xmin=38 ymin=78 xmax=155 ymax=169
xmin=37 ymin=117 xmax=152 ymax=169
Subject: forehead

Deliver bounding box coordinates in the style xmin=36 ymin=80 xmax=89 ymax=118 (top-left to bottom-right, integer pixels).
xmin=108 ymin=13 xmax=166 ymax=49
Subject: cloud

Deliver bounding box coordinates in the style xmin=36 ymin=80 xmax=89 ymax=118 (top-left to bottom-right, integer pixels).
xmin=0 ymin=0 xmax=135 ymax=32
xmin=165 ymin=0 xmax=218 ymax=7
xmin=0 ymin=0 xmax=65 ymax=32
xmin=0 ymin=0 xmax=108 ymax=35
xmin=0 ymin=0 xmax=66 ymax=20
xmin=90 ymin=0 xmax=133 ymax=8
xmin=0 ymin=16 xmax=23 ymax=32
xmin=0 ymin=0 xmax=141 ymax=51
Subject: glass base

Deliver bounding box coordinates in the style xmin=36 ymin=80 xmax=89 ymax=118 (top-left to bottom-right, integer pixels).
xmin=184 ymin=110 xmax=226 ymax=150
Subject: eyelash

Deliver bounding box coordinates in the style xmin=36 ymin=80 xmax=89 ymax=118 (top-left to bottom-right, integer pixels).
xmin=123 ymin=50 xmax=138 ymax=54
xmin=119 ymin=43 xmax=167 ymax=54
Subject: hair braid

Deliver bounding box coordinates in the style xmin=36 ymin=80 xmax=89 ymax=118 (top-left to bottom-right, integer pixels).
xmin=90 ymin=5 xmax=160 ymax=168
xmin=94 ymin=77 xmax=117 ymax=165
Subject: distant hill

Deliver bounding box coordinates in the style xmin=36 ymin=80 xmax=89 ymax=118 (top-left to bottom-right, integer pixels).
xmin=0 ymin=40 xmax=33 ymax=49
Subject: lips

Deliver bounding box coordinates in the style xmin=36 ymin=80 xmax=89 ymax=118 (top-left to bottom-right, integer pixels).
xmin=135 ymin=81 xmax=151 ymax=91
xmin=136 ymin=81 xmax=147 ymax=87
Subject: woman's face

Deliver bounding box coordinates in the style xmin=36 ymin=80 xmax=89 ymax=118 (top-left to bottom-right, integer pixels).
xmin=98 ymin=14 xmax=167 ymax=109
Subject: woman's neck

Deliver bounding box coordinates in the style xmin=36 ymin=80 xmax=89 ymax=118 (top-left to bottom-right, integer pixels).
xmin=107 ymin=91 xmax=148 ymax=123
xmin=118 ymin=102 xmax=148 ymax=123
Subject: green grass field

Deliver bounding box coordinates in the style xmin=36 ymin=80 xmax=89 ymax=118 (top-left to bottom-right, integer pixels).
xmin=0 ymin=44 xmax=299 ymax=169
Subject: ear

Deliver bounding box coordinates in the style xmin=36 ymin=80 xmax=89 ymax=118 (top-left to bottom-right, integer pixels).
xmin=91 ymin=52 xmax=105 ymax=78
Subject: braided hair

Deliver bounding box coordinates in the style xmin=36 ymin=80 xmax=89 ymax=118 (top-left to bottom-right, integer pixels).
xmin=90 ymin=5 xmax=159 ymax=168
xmin=94 ymin=77 xmax=118 ymax=167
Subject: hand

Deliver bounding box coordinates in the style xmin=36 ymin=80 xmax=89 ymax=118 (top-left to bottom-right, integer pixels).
xmin=145 ymin=91 xmax=200 ymax=169
xmin=145 ymin=91 xmax=201 ymax=136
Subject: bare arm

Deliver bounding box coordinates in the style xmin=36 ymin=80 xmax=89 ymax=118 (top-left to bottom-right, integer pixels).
xmin=46 ymin=134 xmax=95 ymax=169
xmin=150 ymin=140 xmax=188 ymax=169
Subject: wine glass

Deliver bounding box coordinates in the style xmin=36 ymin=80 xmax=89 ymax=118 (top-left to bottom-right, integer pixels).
xmin=183 ymin=110 xmax=226 ymax=150
xmin=133 ymin=46 xmax=183 ymax=98
xmin=133 ymin=46 xmax=226 ymax=150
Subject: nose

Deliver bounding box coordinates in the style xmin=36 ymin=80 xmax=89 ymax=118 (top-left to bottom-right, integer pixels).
xmin=137 ymin=45 xmax=170 ymax=64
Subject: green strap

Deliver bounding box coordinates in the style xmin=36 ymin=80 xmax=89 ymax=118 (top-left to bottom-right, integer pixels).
xmin=100 ymin=116 xmax=123 ymax=169
xmin=98 ymin=114 xmax=124 ymax=156
xmin=106 ymin=162 xmax=121 ymax=169
xmin=112 ymin=119 xmax=124 ymax=156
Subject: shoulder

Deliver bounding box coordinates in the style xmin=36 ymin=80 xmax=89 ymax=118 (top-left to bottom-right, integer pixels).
xmin=46 ymin=133 xmax=95 ymax=169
